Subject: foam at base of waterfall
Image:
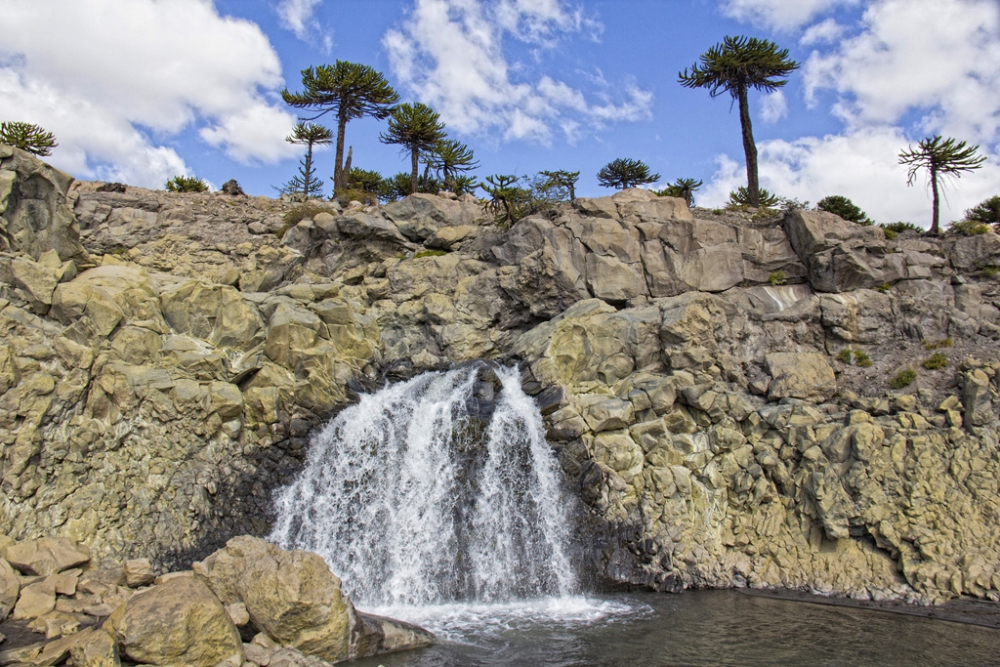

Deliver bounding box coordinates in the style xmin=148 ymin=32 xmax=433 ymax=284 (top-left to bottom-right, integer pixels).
xmin=366 ymin=596 xmax=650 ymax=643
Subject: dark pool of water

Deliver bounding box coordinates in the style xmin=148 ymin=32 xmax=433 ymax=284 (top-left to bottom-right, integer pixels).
xmin=349 ymin=590 xmax=1000 ymax=667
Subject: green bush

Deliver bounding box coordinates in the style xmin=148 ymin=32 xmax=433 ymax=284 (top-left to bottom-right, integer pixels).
xmin=335 ymin=187 xmax=378 ymax=206
xmin=817 ymin=195 xmax=872 ymax=225
xmin=768 ymin=271 xmax=786 ymax=286
xmin=876 ymin=282 xmax=891 ymax=293
xmin=964 ymin=195 xmax=1000 ymax=225
xmin=922 ymin=353 xmax=948 ymax=370
xmin=881 ymin=221 xmax=922 ymax=234
xmin=283 ymin=203 xmax=330 ymax=227
xmin=165 ymin=175 xmax=209 ymax=193
xmin=727 ymin=186 xmax=780 ymax=209
xmin=948 ymin=219 xmax=990 ymax=236
xmin=982 ymin=266 xmax=999 ymax=278
xmin=889 ymin=369 xmax=917 ymax=389
xmin=836 ymin=349 xmax=853 ymax=364
xmin=923 ymin=338 xmax=953 ymax=350
xmin=414 ymin=249 xmax=447 ymax=259
xmin=854 ymin=350 xmax=873 ymax=367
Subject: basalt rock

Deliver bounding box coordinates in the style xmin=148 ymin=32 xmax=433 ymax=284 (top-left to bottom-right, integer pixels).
xmin=2 ymin=149 xmax=1000 ymax=608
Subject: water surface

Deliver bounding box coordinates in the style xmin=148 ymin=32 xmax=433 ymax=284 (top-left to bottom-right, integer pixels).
xmin=350 ymin=590 xmax=1000 ymax=667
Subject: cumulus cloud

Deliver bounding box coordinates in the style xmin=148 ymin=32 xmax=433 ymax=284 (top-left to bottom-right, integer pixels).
xmin=0 ymin=0 xmax=298 ymax=187
xmin=720 ymin=0 xmax=860 ymax=31
xmin=803 ymin=0 xmax=1000 ymax=143
xmin=760 ymin=90 xmax=788 ymax=123
xmin=277 ymin=0 xmax=323 ymax=39
xmin=799 ymin=18 xmax=846 ymax=45
xmin=383 ymin=0 xmax=651 ymax=143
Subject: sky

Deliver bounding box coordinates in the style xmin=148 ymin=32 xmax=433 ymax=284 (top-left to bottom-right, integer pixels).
xmin=1 ymin=0 xmax=998 ymax=227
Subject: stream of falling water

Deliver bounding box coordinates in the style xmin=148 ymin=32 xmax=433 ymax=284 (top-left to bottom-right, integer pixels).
xmin=269 ymin=364 xmax=629 ymax=637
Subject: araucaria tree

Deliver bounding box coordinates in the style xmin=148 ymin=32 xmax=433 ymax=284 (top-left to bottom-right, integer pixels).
xmin=282 ymin=62 xmax=399 ymax=194
xmin=539 ymin=170 xmax=580 ymax=201
xmin=597 ymin=158 xmax=660 ymax=189
xmin=284 ymin=122 xmax=333 ymax=199
xmin=679 ymin=36 xmax=799 ymax=207
xmin=660 ymin=177 xmax=703 ymax=206
xmin=898 ymin=135 xmax=986 ymax=234
xmin=0 ymin=121 xmax=57 ymax=156
xmin=380 ymin=103 xmax=446 ymax=195
xmin=422 ymin=139 xmax=479 ymax=191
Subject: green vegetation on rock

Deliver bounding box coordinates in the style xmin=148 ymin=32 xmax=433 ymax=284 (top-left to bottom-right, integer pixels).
xmin=922 ymin=353 xmax=948 ymax=370
xmin=889 ymin=368 xmax=917 ymax=389
xmin=597 ymin=158 xmax=661 ymax=190
xmin=0 ymin=121 xmax=58 ymax=156
xmin=165 ymin=175 xmax=209 ymax=193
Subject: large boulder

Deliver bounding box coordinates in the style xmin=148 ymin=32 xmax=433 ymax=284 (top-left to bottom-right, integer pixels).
xmin=104 ymin=575 xmax=243 ymax=667
xmin=193 ymin=536 xmax=357 ymax=663
xmin=3 ymin=537 xmax=91 ymax=576
xmin=382 ymin=193 xmax=487 ymax=242
xmin=193 ymin=536 xmax=433 ymax=663
xmin=783 ymin=210 xmax=886 ymax=292
xmin=765 ymin=352 xmax=837 ymax=402
xmin=0 ymin=557 xmax=18 ymax=621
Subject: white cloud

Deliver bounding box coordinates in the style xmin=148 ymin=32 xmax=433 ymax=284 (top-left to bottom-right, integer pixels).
xmin=700 ymin=126 xmax=999 ymax=227
xmin=804 ymin=0 xmax=1000 ymax=143
xmin=383 ymin=0 xmax=651 ymax=143
xmin=760 ymin=90 xmax=788 ymax=123
xmin=0 ymin=0 xmax=298 ymax=187
xmin=800 ymin=18 xmax=846 ymax=45
xmin=720 ymin=0 xmax=860 ymax=31
xmin=277 ymin=0 xmax=323 ymax=40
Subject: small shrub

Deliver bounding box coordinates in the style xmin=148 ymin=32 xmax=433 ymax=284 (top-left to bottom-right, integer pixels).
xmin=875 ymin=282 xmax=891 ymax=293
xmin=923 ymin=338 xmax=953 ymax=350
xmin=964 ymin=195 xmax=1000 ymax=226
xmin=948 ymin=219 xmax=990 ymax=236
xmin=881 ymin=221 xmax=922 ymax=235
xmin=922 ymin=353 xmax=948 ymax=370
xmin=889 ymin=368 xmax=917 ymax=389
xmin=836 ymin=349 xmax=853 ymax=364
xmin=981 ymin=266 xmax=999 ymax=278
xmin=335 ymin=187 xmax=378 ymax=206
xmin=165 ymin=175 xmax=209 ymax=193
xmin=854 ymin=350 xmax=873 ymax=367
xmin=727 ymin=186 xmax=780 ymax=208
xmin=768 ymin=271 xmax=786 ymax=286
xmin=414 ymin=249 xmax=447 ymax=259
xmin=712 ymin=208 xmax=725 ymax=215
xmin=883 ymin=228 xmax=898 ymax=241
xmin=817 ymin=195 xmax=872 ymax=225
xmin=283 ymin=203 xmax=329 ymax=227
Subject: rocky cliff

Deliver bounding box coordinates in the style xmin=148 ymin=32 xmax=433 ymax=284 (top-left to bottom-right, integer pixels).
xmin=1 ymin=145 xmax=999 ymax=605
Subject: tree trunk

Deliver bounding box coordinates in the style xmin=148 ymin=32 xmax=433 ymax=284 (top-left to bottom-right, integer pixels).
xmin=303 ymin=142 xmax=314 ymax=199
xmin=334 ymin=109 xmax=348 ymax=194
xmin=410 ymin=147 xmax=419 ymax=195
xmin=930 ymin=162 xmax=940 ymax=234
xmin=737 ymin=83 xmax=760 ymax=208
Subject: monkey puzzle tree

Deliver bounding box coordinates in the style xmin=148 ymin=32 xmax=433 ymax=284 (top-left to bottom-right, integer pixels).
xmin=539 ymin=170 xmax=580 ymax=201
xmin=282 ymin=62 xmax=398 ymax=194
xmin=284 ymin=122 xmax=333 ymax=199
xmin=898 ymin=135 xmax=986 ymax=234
xmin=679 ymin=36 xmax=799 ymax=208
xmin=380 ymin=103 xmax=447 ymax=195
xmin=659 ymin=177 xmax=703 ymax=206
xmin=597 ymin=158 xmax=660 ymax=190
xmin=0 ymin=121 xmax=57 ymax=156
xmin=422 ymin=138 xmax=479 ymax=192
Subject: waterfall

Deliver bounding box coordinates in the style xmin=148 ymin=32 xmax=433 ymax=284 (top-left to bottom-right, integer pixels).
xmin=269 ymin=363 xmax=578 ymax=609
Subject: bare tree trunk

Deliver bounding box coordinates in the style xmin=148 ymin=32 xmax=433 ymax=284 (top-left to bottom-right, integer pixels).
xmin=410 ymin=148 xmax=419 ymax=195
xmin=334 ymin=109 xmax=347 ymax=194
xmin=737 ymin=84 xmax=760 ymax=208
xmin=930 ymin=163 xmax=940 ymax=234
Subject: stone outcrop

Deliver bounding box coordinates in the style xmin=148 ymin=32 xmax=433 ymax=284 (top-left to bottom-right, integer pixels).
xmin=2 ymin=146 xmax=1000 ymax=607
xmin=0 ymin=535 xmax=432 ymax=666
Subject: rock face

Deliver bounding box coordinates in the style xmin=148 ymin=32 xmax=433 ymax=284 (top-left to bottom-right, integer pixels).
xmin=2 ymin=148 xmax=1000 ymax=606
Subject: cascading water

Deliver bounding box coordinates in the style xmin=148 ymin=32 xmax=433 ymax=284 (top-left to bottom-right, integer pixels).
xmin=269 ymin=363 xmax=580 ymax=613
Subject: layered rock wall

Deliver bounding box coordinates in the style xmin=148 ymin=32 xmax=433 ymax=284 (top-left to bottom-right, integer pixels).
xmin=1 ymin=146 xmax=999 ymax=604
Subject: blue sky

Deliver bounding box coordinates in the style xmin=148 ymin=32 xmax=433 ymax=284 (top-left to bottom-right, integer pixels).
xmin=2 ymin=0 xmax=999 ymax=226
